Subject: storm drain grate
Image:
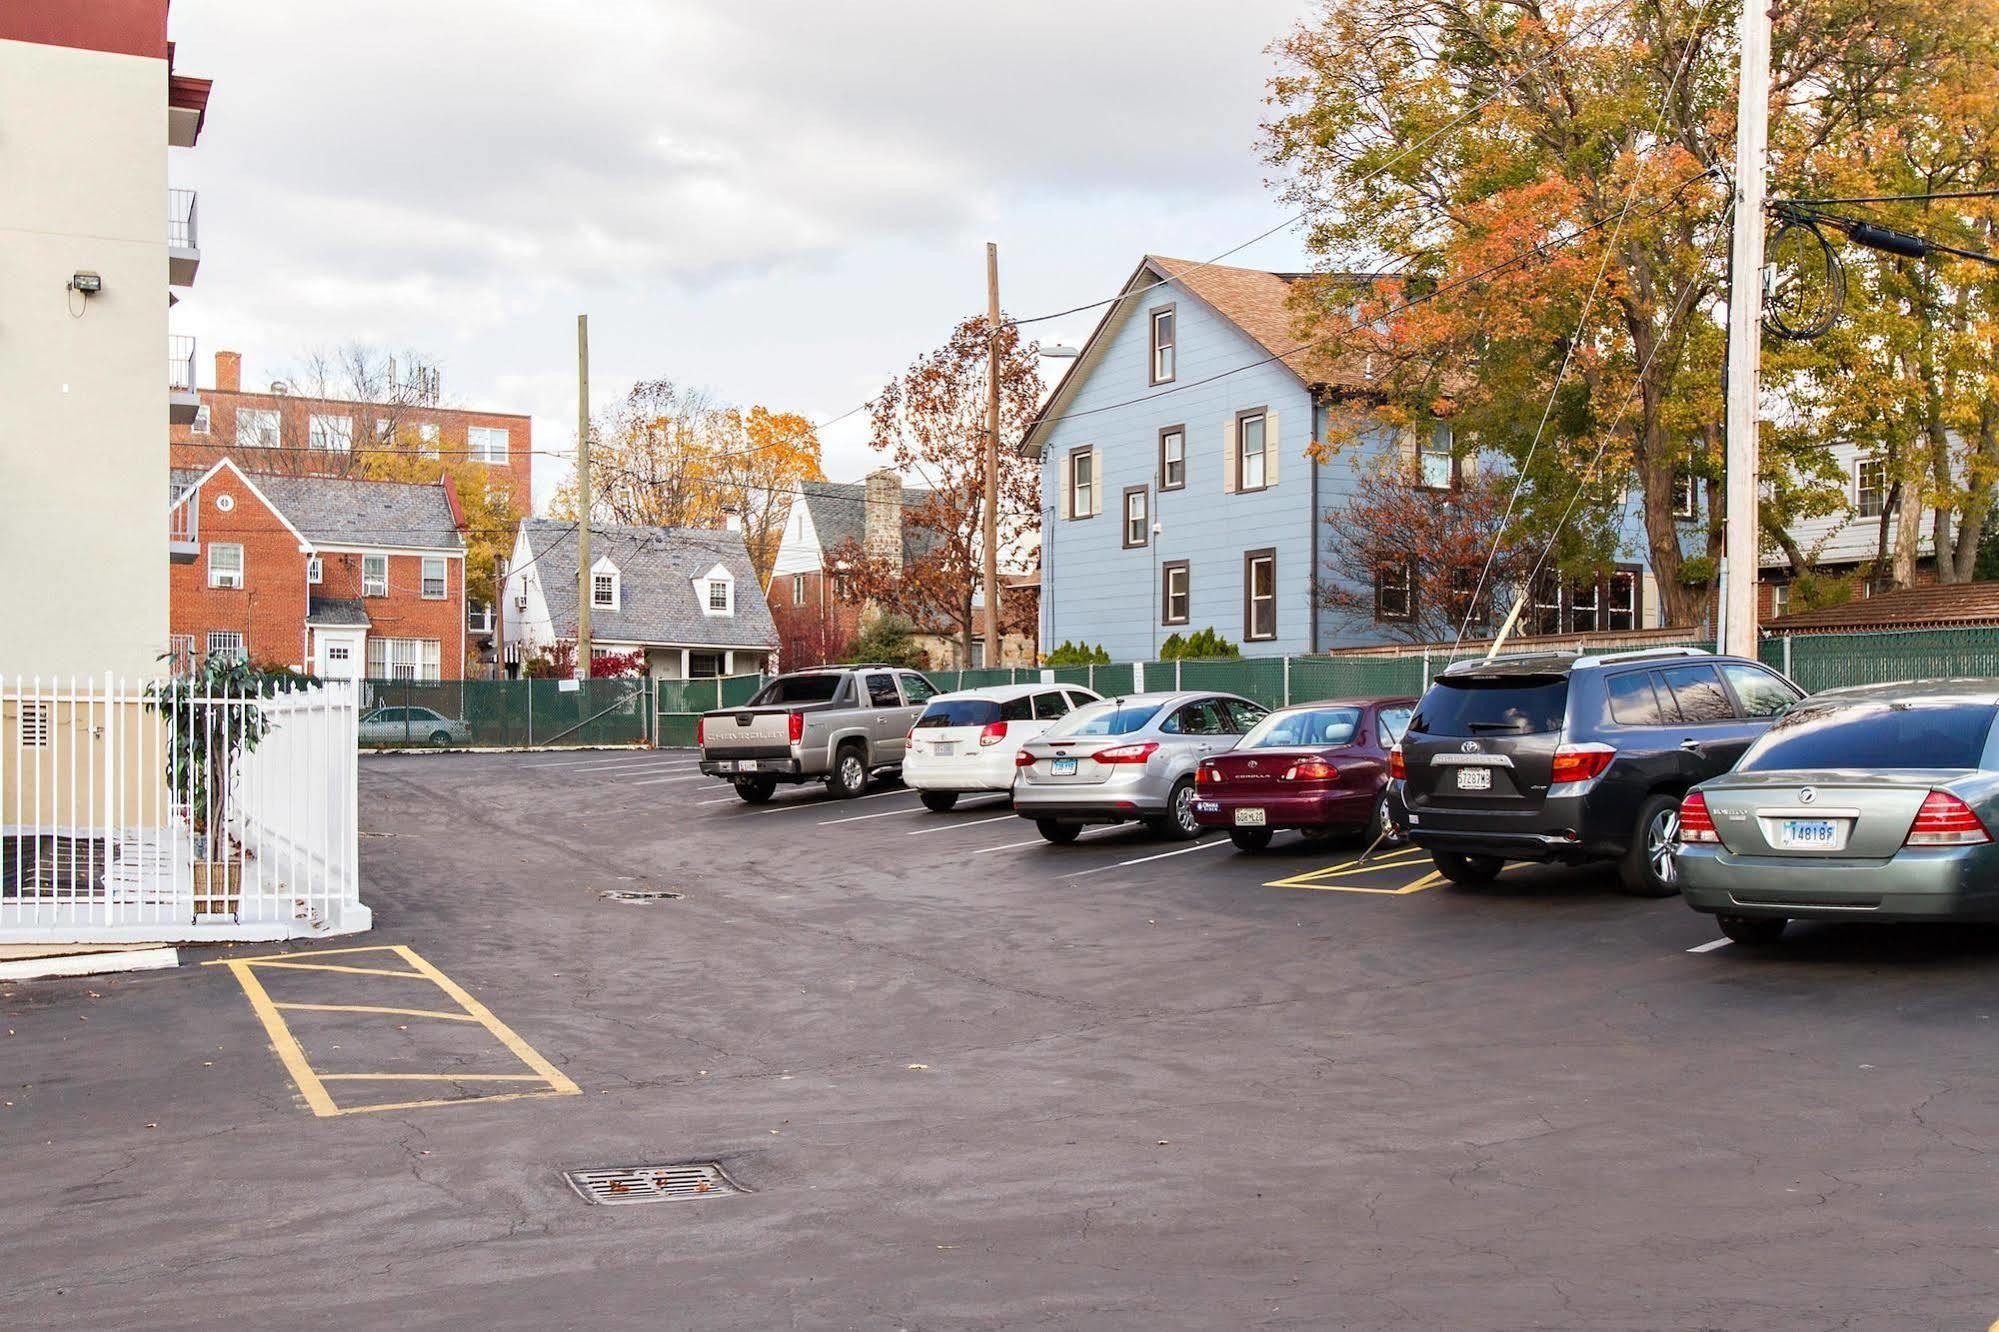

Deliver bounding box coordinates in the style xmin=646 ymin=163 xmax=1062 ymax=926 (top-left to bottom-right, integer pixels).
xmin=565 ymin=1162 xmax=742 ymax=1205
xmin=599 ymin=889 xmax=682 ymax=903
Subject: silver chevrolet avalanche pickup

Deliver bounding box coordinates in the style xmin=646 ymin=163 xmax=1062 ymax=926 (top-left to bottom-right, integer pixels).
xmin=697 ymin=665 xmax=940 ymax=803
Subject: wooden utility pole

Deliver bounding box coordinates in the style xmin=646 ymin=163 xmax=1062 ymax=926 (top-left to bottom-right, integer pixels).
xmin=1721 ymin=0 xmax=1772 ymax=658
xmin=575 ymin=313 xmax=593 ymax=676
xmin=982 ymin=242 xmax=1003 ymax=669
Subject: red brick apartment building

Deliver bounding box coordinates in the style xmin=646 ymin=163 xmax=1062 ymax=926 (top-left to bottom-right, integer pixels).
xmin=170 ymin=349 xmax=534 ymax=502
xmin=169 ymin=458 xmax=468 ymax=680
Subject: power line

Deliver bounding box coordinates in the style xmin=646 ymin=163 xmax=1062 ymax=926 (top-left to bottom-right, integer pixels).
xmin=1772 ymin=186 xmax=1999 ymax=206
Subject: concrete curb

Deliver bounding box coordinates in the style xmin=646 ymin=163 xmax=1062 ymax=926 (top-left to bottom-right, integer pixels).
xmin=0 ymin=947 xmax=182 ymax=982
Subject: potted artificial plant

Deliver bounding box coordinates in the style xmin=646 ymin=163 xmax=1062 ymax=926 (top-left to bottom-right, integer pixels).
xmin=146 ymin=654 xmax=277 ymax=916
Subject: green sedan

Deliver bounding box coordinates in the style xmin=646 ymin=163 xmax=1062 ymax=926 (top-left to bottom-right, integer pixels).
xmin=1675 ymin=679 xmax=1999 ymax=946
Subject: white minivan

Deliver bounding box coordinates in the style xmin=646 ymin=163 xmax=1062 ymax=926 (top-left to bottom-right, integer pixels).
xmin=903 ymin=683 xmax=1103 ymax=810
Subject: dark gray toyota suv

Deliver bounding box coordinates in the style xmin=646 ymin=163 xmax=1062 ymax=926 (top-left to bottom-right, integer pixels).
xmin=1389 ymin=648 xmax=1803 ymax=895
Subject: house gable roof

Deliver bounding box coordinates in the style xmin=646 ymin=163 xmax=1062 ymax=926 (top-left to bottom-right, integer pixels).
xmin=1767 ymin=580 xmax=1999 ymax=634
xmin=169 ymin=457 xmax=314 ymax=551
xmin=796 ymin=479 xmax=942 ymax=564
xmin=517 ymin=519 xmax=778 ymax=649
xmin=170 ymin=461 xmax=463 ymax=551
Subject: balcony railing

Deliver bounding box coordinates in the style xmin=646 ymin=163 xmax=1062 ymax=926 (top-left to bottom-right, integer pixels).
xmin=169 ymin=485 xmax=199 ymax=562
xmin=168 ymin=189 xmax=200 ymax=286
xmin=168 ymin=188 xmax=198 ymax=249
xmin=169 ymin=335 xmax=196 ymax=393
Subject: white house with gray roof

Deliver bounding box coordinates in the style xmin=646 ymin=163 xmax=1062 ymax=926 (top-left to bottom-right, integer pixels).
xmin=502 ymin=519 xmax=778 ymax=679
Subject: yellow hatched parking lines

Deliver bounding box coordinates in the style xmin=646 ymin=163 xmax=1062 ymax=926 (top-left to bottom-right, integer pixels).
xmin=1263 ymin=846 xmax=1446 ymax=894
xmin=207 ymin=944 xmax=580 ymax=1117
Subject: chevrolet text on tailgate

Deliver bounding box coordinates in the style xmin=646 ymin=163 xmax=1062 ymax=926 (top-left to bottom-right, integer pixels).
xmin=696 ymin=665 xmax=939 ymax=803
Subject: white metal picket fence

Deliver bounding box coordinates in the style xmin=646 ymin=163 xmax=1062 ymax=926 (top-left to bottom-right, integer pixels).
xmin=1 ymin=675 xmax=368 ymax=943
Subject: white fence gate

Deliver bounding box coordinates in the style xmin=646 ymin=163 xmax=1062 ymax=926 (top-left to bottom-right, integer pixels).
xmin=1 ymin=675 xmax=369 ymax=943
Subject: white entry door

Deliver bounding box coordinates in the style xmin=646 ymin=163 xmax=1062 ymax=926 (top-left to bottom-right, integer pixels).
xmin=315 ymin=630 xmax=365 ymax=681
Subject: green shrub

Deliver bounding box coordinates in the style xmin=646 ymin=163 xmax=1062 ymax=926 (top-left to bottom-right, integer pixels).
xmin=1158 ymin=627 xmax=1239 ymax=659
xmin=1044 ymin=639 xmax=1111 ymax=666
xmin=844 ymin=614 xmax=928 ymax=669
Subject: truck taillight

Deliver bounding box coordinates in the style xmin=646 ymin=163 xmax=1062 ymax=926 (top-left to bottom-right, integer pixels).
xmin=1094 ymin=742 xmax=1159 ymax=765
xmin=1677 ymin=791 xmax=1719 ymax=843
xmin=1906 ymin=790 xmax=1991 ymax=846
xmin=1388 ymin=746 xmax=1405 ymax=781
xmin=980 ymin=720 xmax=1009 ymax=746
xmin=788 ymin=712 xmax=804 ymax=744
xmin=1550 ymin=744 xmax=1616 ymax=784
xmin=1284 ymin=757 xmax=1337 ymax=782
xmin=695 ymin=717 xmax=705 ymax=747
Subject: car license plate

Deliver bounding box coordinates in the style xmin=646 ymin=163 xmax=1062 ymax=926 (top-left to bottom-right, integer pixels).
xmin=934 ymin=741 xmax=956 ymax=758
xmin=1456 ymin=767 xmax=1491 ymax=791
xmin=1234 ymin=808 xmax=1267 ymax=827
xmin=1778 ymin=818 xmax=1840 ymax=850
xmin=1052 ymin=758 xmax=1077 ymax=776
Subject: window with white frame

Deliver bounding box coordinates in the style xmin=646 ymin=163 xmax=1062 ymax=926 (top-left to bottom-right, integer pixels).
xmin=208 ymin=542 xmax=244 ymax=589
xmin=236 ymin=407 xmax=280 ymax=448
xmin=1149 ymin=306 xmax=1176 ymax=384
xmin=708 ymin=579 xmax=729 ymax=611
xmin=366 ymin=637 xmax=441 ymax=681
xmin=468 ymin=600 xmax=494 ymax=632
xmin=1856 ymin=456 xmax=1891 ymax=518
xmin=1569 ymin=577 xmax=1601 ymax=632
xmin=1237 ymin=411 xmax=1269 ymax=491
xmin=1671 ymin=472 xmax=1697 ymax=520
xmin=1418 ymin=421 xmax=1454 ymax=490
xmin=1375 ymin=562 xmax=1414 ymax=622
xmin=591 ymin=557 xmax=620 ymax=610
xmin=206 ymin=630 xmax=245 ymax=663
xmin=696 ymin=562 xmax=735 ymax=616
xmin=792 ymin=573 xmax=807 ymax=605
xmin=308 ymin=413 xmax=353 ymax=452
xmin=688 ymin=651 xmax=724 ymax=678
xmin=1161 ymin=560 xmax=1190 ymax=625
xmin=168 ymin=633 xmax=196 ymax=673
xmin=362 ymin=553 xmax=388 ymax=597
xmin=1070 ymin=447 xmax=1095 ymax=518
xmin=1123 ymin=486 xmax=1149 ymax=548
xmin=375 ymin=417 xmax=395 ymax=442
xmin=191 ymin=403 xmax=211 ymax=434
xmin=1607 ymin=569 xmax=1639 ymax=630
xmin=469 ymin=425 xmax=510 ymax=465
xmin=1772 ymin=581 xmax=1792 ymax=617
xmin=421 ymin=555 xmax=448 ymax=599
xmin=1244 ymin=549 xmax=1277 ymax=641
xmin=306 ymin=555 xmax=323 ymax=585
xmin=417 ymin=422 xmax=440 ymax=456
xmin=1159 ymin=427 xmax=1186 ymax=490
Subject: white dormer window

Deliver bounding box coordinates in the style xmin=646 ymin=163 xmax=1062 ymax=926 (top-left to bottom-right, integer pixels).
xmin=591 ymin=556 xmax=621 ymax=611
xmin=696 ymin=561 xmax=735 ymax=616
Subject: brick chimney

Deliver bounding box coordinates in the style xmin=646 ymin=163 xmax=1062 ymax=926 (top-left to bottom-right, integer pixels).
xmin=863 ymin=468 xmax=902 ymax=569
xmin=214 ymin=349 xmax=241 ymax=392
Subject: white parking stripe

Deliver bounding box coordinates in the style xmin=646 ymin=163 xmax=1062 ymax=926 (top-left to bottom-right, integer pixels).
xmin=753 ymin=787 xmax=914 ymax=814
xmin=1060 ymin=836 xmax=1227 ymax=879
xmin=1686 ymin=938 xmax=1732 ymax=953
xmin=625 ymin=774 xmax=715 ymax=787
xmin=818 ymin=805 xmax=922 ymax=826
xmin=904 ymin=814 xmax=1015 ymax=837
xmin=971 ymin=825 xmax=1129 ymax=854
xmin=698 ymin=794 xmax=744 ymax=806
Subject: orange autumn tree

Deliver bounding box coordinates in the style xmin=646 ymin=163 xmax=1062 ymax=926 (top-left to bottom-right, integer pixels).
xmin=824 ymin=315 xmax=1042 ymax=667
xmin=1262 ymin=0 xmax=1987 ymax=625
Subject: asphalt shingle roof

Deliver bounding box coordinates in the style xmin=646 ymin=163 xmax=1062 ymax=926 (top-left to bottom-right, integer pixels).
xmin=798 ymin=479 xmax=942 ymax=564
xmin=306 ymin=597 xmax=370 ymax=627
xmin=170 ymin=466 xmax=463 ymax=550
xmin=1144 ymin=255 xmax=1385 ymax=392
xmin=1766 ymin=580 xmax=1999 ymax=633
xmin=519 ymin=519 xmax=778 ymax=649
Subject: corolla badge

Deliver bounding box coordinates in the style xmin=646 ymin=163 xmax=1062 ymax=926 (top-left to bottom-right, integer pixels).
xmin=1460 ymin=740 xmax=1481 ymax=754
xmin=1799 ymin=787 xmax=1817 ymax=804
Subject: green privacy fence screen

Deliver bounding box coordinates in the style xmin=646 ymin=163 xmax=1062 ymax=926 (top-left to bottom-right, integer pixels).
xmin=363 ymin=628 xmax=1999 ymax=749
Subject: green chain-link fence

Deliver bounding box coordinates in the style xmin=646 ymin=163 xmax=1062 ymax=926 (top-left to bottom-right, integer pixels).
xmin=356 ymin=678 xmax=652 ymax=749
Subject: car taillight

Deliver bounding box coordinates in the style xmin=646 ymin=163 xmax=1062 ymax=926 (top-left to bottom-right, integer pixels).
xmin=1094 ymin=742 xmax=1159 ymax=765
xmin=1197 ymin=762 xmax=1219 ymax=786
xmin=980 ymin=720 xmax=1008 ymax=746
xmin=788 ymin=712 xmax=804 ymax=744
xmin=1014 ymin=749 xmax=1036 ymax=768
xmin=1549 ymin=744 xmax=1616 ymax=784
xmin=1906 ymin=790 xmax=1991 ymax=846
xmin=1677 ymin=791 xmax=1719 ymax=843
xmin=695 ymin=717 xmax=705 ymax=747
xmin=1284 ymin=757 xmax=1337 ymax=782
xmin=1388 ymin=746 xmax=1405 ymax=781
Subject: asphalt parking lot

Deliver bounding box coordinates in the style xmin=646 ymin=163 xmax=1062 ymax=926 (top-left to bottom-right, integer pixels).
xmin=6 ymin=748 xmax=1999 ymax=1329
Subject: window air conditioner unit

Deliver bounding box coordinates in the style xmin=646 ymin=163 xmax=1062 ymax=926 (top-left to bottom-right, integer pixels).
xmin=514 ymin=593 xmax=528 ymax=610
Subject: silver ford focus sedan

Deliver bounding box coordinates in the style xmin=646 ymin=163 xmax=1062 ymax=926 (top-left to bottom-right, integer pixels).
xmin=1676 ymin=679 xmax=1999 ymax=945
xmin=1011 ymin=691 xmax=1269 ymax=844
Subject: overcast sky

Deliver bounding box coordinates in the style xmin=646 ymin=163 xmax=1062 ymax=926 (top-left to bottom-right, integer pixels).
xmin=168 ymin=0 xmax=1313 ymax=511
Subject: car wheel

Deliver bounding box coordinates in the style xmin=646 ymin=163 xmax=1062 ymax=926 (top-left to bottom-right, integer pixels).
xmin=1229 ymin=827 xmax=1273 ymax=853
xmin=1716 ymin=914 xmax=1787 ymax=946
xmin=1618 ymin=793 xmax=1684 ymax=897
xmin=428 ymin=729 xmax=452 ymax=746
xmin=1036 ymin=819 xmax=1081 ymax=845
xmin=734 ymin=776 xmax=777 ymax=804
xmin=919 ymin=791 xmax=959 ymax=813
xmin=1432 ymin=850 xmax=1504 ymax=886
xmin=826 ymin=745 xmax=868 ymax=799
xmin=1364 ymin=793 xmax=1402 ymax=847
xmin=1148 ymin=777 xmax=1200 ymax=841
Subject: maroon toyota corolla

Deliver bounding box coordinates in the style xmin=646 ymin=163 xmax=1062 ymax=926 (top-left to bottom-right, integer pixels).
xmin=1192 ymin=696 xmax=1417 ymax=851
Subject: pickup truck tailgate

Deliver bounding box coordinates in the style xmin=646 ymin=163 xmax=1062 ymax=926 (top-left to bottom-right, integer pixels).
xmin=703 ymin=709 xmax=792 ymax=757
